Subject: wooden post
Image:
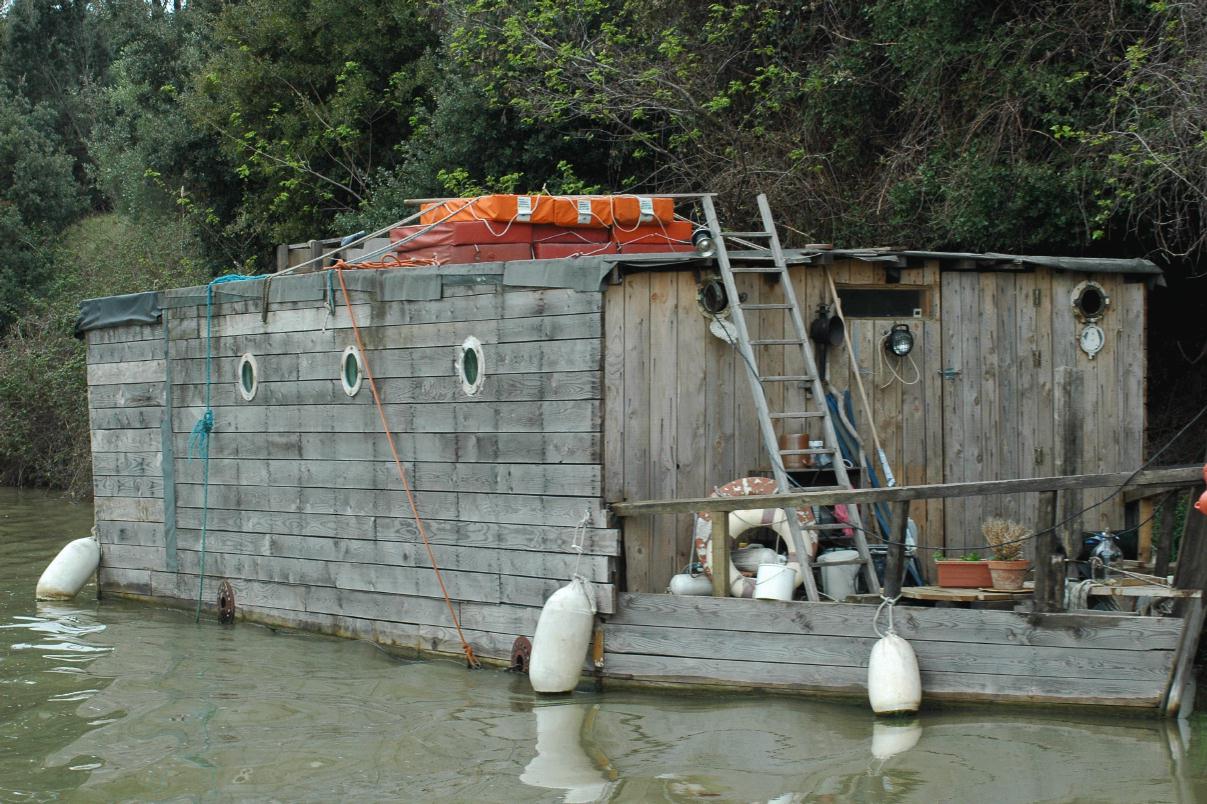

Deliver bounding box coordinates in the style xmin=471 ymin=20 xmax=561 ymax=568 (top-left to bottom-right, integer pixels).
xmin=1033 ymin=490 xmax=1064 ymax=613
xmin=711 ymin=511 xmax=730 ymax=597
xmin=883 ymin=501 xmax=910 ymax=599
xmin=1137 ymin=496 xmax=1155 ymax=564
xmin=1154 ymin=490 xmax=1181 ymax=579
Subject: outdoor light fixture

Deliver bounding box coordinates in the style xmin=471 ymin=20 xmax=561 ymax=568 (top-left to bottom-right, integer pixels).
xmin=886 ymin=323 xmax=914 ymax=356
xmin=692 ymin=228 xmax=717 ymax=258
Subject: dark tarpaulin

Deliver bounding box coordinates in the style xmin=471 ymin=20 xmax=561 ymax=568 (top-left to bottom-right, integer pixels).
xmin=74 ymin=291 xmax=161 ymax=338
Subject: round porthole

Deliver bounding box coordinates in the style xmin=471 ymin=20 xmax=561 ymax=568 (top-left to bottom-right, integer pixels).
xmin=1072 ymin=280 xmax=1110 ymax=322
xmin=341 ymin=346 xmax=364 ymax=397
xmin=456 ymin=336 xmax=485 ymax=397
xmin=697 ymin=277 xmax=730 ymax=317
xmin=237 ymin=353 xmax=258 ymax=401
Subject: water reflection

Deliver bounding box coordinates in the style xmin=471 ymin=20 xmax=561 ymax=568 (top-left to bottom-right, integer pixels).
xmin=521 ymin=704 xmax=616 ymax=802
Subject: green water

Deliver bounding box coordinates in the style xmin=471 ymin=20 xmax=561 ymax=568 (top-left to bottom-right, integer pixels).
xmin=3 ymin=486 xmax=1207 ymax=802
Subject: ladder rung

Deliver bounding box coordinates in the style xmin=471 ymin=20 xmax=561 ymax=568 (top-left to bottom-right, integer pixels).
xmin=750 ymin=338 xmax=799 ymax=346
xmin=729 ymin=266 xmax=782 ymax=274
xmin=741 ymin=303 xmax=792 ymax=310
xmin=760 ymin=375 xmax=813 ymax=382
xmin=723 ymin=231 xmax=772 ymax=238
xmin=779 ymin=447 xmax=834 ymax=455
xmin=770 ymin=414 xmax=827 ymax=422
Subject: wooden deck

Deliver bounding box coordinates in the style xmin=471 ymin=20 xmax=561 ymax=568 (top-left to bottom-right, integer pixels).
xmin=599 ymin=593 xmax=1189 ymax=709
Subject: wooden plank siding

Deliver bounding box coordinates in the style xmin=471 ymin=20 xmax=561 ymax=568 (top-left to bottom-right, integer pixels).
xmin=600 ymin=593 xmax=1180 ymax=707
xmin=608 ymin=261 xmax=1147 ymax=591
xmin=89 ymin=279 xmax=616 ymax=663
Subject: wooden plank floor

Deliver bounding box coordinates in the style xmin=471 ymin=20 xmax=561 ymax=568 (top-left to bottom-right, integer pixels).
xmin=599 ymin=593 xmax=1183 ymax=708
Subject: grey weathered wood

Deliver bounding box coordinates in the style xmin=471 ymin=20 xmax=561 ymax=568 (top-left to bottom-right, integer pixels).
xmin=1032 ymin=490 xmax=1064 ymax=613
xmin=1164 ymin=595 xmax=1205 ymax=716
xmin=172 ymin=371 xmax=600 ymax=407
xmin=170 ymin=506 xmax=619 ymax=555
xmin=93 ymin=475 xmax=164 ymax=498
xmin=94 ymin=496 xmax=165 ymax=523
xmin=611 ymin=466 xmax=1203 ymax=516
xmin=883 ymin=500 xmax=909 ymax=598
xmin=599 ymin=652 xmax=1164 ymax=706
xmin=173 ymin=430 xmax=601 ymax=465
xmin=92 ymin=451 xmax=162 ymax=477
xmin=91 ymin=428 xmax=162 ymax=453
xmin=606 ymin=592 xmax=1182 ymax=650
xmin=173 ymin=458 xmax=601 ymax=497
xmin=87 ymin=382 xmax=164 ymax=407
xmin=173 ymin=483 xmax=607 ymax=528
xmin=603 ymin=623 xmax=1172 ymax=681
xmin=86 ymin=359 xmax=166 ymax=386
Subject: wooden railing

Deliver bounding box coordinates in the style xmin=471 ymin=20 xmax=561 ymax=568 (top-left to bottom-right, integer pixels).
xmin=610 ymin=466 xmax=1204 ymax=608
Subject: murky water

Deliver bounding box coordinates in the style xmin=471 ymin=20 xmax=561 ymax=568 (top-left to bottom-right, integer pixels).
xmin=4 ymin=486 xmax=1207 ymax=802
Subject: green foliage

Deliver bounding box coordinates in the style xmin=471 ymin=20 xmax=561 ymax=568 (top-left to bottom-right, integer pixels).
xmin=0 ymin=214 xmax=210 ymax=494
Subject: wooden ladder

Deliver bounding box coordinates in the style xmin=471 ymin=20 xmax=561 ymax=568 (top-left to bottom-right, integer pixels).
xmin=701 ymin=193 xmax=881 ymax=600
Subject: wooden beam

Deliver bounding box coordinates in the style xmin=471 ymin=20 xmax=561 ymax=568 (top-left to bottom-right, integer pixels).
xmin=1164 ymin=595 xmax=1205 ymax=716
xmin=711 ymin=513 xmax=729 ymax=598
xmin=883 ymin=501 xmax=909 ymax=599
xmin=1137 ymin=497 xmax=1155 ymax=564
xmin=611 ymin=466 xmax=1203 ymax=517
xmin=1032 ymin=490 xmax=1064 ymax=613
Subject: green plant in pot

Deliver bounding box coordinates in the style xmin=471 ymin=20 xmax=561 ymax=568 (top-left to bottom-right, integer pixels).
xmin=984 ymin=518 xmax=1030 ymax=590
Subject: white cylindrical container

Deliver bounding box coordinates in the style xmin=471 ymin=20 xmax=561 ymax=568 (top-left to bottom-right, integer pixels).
xmin=867 ymin=632 xmax=922 ymax=715
xmin=753 ymin=563 xmax=794 ymax=601
xmin=668 ymin=573 xmax=713 ymax=596
xmin=529 ymin=577 xmax=597 ymax=694
xmin=36 ymin=536 xmax=100 ymax=601
xmin=818 ymin=548 xmax=861 ymax=600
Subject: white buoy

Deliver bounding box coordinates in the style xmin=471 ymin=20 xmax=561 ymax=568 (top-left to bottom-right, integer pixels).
xmin=520 ymin=705 xmax=611 ymax=803
xmin=868 ymin=632 xmax=922 ymax=715
xmin=529 ymin=576 xmax=596 ymax=693
xmin=871 ymin=719 xmax=922 ymax=760
xmin=667 ymin=573 xmax=713 ymax=596
xmin=36 ymin=534 xmax=100 ymax=600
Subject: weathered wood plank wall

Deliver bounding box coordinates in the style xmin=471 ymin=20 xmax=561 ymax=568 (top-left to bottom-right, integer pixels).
xmin=601 ymin=593 xmax=1180 ymax=708
xmin=607 ymin=261 xmax=1146 ymax=592
xmin=89 ymin=275 xmax=617 ymax=662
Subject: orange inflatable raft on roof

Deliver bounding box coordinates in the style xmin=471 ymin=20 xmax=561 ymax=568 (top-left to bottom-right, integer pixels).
xmin=420 ymin=194 xmax=676 ymax=229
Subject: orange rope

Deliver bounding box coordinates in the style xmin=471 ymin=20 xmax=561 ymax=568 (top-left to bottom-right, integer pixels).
xmin=334 ymin=268 xmax=480 ymax=669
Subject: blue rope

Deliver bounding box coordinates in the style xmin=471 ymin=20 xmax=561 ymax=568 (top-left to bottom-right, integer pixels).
xmin=190 ymin=273 xmax=259 ymax=622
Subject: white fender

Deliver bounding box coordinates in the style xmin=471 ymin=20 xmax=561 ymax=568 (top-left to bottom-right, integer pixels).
xmin=529 ymin=577 xmax=596 ymax=693
xmin=867 ymin=632 xmax=922 ymax=715
xmin=36 ymin=535 xmax=100 ymax=601
xmin=667 ymin=573 xmax=713 ymax=596
xmin=871 ymin=719 xmax=922 ymax=759
xmin=520 ymin=705 xmax=610 ymax=803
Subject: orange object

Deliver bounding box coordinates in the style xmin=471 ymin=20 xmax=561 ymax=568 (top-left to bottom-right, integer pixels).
xmin=391 ymin=221 xmax=533 ymax=246
xmin=1196 ymin=487 xmax=1207 ymax=515
xmin=618 ymin=241 xmax=694 ymax=254
xmin=611 ymin=220 xmax=694 ymax=246
xmin=531 ymin=224 xmax=610 ymax=244
xmin=778 ymin=433 xmax=810 ymax=470
xmin=420 ymin=194 xmax=676 ymax=228
xmin=934 ymin=559 xmax=993 ymax=588
xmin=533 ymin=242 xmax=618 ymax=259
xmin=395 ymin=243 xmax=532 ymax=264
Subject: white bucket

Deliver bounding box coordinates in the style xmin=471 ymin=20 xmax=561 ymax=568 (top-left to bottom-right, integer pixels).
xmin=754 ymin=563 xmax=794 ymax=601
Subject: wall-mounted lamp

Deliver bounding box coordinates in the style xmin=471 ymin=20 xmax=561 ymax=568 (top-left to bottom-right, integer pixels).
xmin=692 ymin=228 xmax=716 ymax=258
xmin=886 ymin=323 xmax=914 ymax=356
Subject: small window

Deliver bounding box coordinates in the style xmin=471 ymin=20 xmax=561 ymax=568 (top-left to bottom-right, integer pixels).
xmin=237 ymin=353 xmax=258 ymax=401
xmin=836 ymin=286 xmax=927 ymax=318
xmin=456 ymin=336 xmax=485 ymax=396
xmin=341 ymin=346 xmax=364 ymax=397
xmin=1072 ymin=280 xmax=1109 ymax=322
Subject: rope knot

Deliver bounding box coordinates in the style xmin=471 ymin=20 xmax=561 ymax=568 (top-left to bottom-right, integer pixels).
xmin=188 ymin=409 xmax=215 ymax=460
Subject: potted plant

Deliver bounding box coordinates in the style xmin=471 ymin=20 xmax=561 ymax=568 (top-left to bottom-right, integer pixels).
xmin=934 ymin=551 xmax=992 ymax=588
xmin=983 ymin=517 xmax=1030 ymax=590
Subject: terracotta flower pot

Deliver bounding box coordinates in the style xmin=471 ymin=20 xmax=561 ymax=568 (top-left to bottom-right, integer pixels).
xmin=934 ymin=559 xmax=992 ymax=588
xmin=988 ymin=559 xmax=1030 ymax=591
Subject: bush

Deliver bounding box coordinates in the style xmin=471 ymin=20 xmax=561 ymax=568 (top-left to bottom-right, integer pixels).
xmin=0 ymin=213 xmax=212 ymax=495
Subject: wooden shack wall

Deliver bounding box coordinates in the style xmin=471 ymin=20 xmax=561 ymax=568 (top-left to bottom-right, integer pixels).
xmin=88 ymin=278 xmax=618 ymax=662
xmin=605 ymin=261 xmax=1146 ymax=592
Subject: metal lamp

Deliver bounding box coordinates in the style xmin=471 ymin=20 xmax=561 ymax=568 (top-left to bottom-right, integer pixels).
xmin=886 ymin=323 xmax=914 ymax=356
xmin=692 ymin=228 xmax=717 ymax=258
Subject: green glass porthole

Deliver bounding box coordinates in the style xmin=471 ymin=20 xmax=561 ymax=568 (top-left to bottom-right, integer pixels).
xmin=341 ymin=346 xmax=364 ymax=397
xmin=457 ymin=336 xmax=485 ymax=397
xmin=237 ymin=353 xmax=258 ymax=401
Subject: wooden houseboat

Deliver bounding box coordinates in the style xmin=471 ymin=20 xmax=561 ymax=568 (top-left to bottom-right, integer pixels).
xmin=80 ymin=193 xmax=1205 ymax=714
